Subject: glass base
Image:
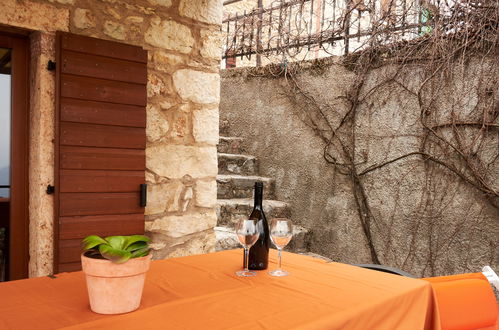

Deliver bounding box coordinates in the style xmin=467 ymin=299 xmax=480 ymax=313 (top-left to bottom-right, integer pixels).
xmin=269 ymin=269 xmax=289 ymax=277
xmin=236 ymin=270 xmax=257 ymax=277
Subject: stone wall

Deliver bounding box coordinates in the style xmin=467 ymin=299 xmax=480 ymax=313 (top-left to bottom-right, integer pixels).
xmin=220 ymin=56 xmax=499 ymax=277
xmin=0 ymin=0 xmax=222 ymax=277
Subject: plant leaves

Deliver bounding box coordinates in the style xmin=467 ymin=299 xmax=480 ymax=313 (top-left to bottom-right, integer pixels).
xmin=83 ymin=235 xmax=149 ymax=263
xmin=99 ymin=244 xmax=132 ymax=264
xmin=104 ymin=236 xmax=127 ymax=250
xmin=82 ymin=235 xmax=108 ymax=251
xmin=124 ymin=235 xmax=150 ymax=249
xmin=130 ymin=247 xmax=150 ymax=258
xmin=126 ymin=241 xmax=148 ymax=253
xmin=84 ymin=250 xmax=102 ymax=259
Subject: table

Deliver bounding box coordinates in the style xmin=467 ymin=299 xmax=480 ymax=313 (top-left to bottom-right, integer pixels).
xmin=0 ymin=250 xmax=438 ymax=329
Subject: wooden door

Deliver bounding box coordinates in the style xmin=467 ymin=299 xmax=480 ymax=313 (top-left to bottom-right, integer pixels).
xmin=54 ymin=32 xmax=148 ymax=273
xmin=0 ymin=32 xmax=29 ymax=281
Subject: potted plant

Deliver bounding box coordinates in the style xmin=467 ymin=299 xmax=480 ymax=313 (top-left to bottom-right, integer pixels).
xmin=81 ymin=234 xmax=152 ymax=314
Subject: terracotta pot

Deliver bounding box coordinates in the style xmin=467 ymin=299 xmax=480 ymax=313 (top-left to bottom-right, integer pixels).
xmin=81 ymin=253 xmax=152 ymax=314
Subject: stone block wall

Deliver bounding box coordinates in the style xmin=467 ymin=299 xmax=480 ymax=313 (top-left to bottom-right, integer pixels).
xmin=0 ymin=0 xmax=222 ymax=277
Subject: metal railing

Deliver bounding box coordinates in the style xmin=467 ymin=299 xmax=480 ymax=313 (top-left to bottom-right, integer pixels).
xmin=223 ymin=0 xmax=445 ymax=65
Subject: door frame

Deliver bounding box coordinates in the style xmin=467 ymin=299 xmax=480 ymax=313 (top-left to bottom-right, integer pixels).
xmin=0 ymin=32 xmax=30 ymax=280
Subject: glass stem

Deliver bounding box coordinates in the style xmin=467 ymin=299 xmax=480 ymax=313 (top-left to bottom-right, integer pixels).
xmin=244 ymin=248 xmax=249 ymax=272
xmin=278 ymin=248 xmax=282 ymax=270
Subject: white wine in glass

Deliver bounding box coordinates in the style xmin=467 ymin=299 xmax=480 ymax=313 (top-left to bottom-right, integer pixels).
xmin=235 ymin=219 xmax=260 ymax=277
xmin=269 ymin=218 xmax=293 ymax=277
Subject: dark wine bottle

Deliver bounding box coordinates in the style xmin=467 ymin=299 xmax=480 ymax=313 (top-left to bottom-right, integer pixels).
xmin=246 ymin=181 xmax=269 ymax=270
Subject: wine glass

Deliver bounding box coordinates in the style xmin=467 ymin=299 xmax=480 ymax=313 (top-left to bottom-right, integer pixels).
xmin=235 ymin=219 xmax=260 ymax=277
xmin=269 ymin=218 xmax=293 ymax=277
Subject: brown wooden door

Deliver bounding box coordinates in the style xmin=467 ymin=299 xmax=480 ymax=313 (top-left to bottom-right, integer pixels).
xmin=0 ymin=32 xmax=29 ymax=281
xmin=54 ymin=32 xmax=147 ymax=273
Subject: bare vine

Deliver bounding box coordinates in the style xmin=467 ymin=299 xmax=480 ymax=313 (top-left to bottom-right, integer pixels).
xmin=225 ymin=0 xmax=498 ymax=274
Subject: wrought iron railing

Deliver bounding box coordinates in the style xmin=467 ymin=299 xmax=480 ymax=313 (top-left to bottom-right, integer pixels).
xmin=223 ymin=0 xmax=448 ymax=65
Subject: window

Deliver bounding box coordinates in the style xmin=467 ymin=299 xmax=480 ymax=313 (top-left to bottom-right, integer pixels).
xmin=0 ymin=48 xmax=11 ymax=199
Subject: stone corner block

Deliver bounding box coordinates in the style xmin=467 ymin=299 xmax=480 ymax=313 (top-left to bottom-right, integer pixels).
xmin=147 ymin=144 xmax=218 ymax=179
xmin=179 ymin=0 xmax=222 ymax=25
xmin=145 ymin=209 xmax=217 ymax=238
xmin=145 ymin=180 xmax=185 ymax=215
xmin=200 ymin=29 xmax=223 ymax=61
xmin=173 ymin=69 xmax=220 ymax=104
xmin=146 ymin=104 xmax=169 ymax=143
xmin=192 ymin=107 xmax=219 ymax=145
xmin=195 ymin=179 xmax=217 ymax=208
xmin=145 ymin=19 xmax=194 ymax=54
xmin=148 ymin=230 xmax=216 ymax=259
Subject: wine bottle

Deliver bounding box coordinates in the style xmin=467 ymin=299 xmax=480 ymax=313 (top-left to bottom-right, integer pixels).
xmin=246 ymin=181 xmax=269 ymax=270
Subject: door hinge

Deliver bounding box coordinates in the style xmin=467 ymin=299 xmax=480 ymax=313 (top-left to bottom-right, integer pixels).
xmin=46 ymin=184 xmax=55 ymax=194
xmin=47 ymin=60 xmax=56 ymax=71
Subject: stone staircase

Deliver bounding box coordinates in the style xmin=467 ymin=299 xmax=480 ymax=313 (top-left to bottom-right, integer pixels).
xmin=215 ymin=127 xmax=308 ymax=252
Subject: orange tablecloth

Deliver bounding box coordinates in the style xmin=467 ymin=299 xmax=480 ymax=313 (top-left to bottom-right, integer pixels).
xmin=0 ymin=250 xmax=437 ymax=329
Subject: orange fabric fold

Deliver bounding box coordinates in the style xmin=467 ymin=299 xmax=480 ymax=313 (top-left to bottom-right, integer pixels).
xmin=423 ymin=273 xmax=498 ymax=330
xmin=0 ymin=250 xmax=437 ymax=330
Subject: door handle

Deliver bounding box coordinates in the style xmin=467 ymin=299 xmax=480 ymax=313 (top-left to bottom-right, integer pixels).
xmin=140 ymin=184 xmax=147 ymax=207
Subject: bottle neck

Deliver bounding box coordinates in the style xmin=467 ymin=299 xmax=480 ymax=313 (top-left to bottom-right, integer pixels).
xmin=254 ymin=185 xmax=263 ymax=209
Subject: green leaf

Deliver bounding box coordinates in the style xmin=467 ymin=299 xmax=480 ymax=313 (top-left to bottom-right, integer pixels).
xmin=84 ymin=250 xmax=102 ymax=259
xmin=105 ymin=236 xmax=127 ymax=250
xmin=82 ymin=235 xmax=108 ymax=251
xmin=99 ymin=244 xmax=132 ymax=264
xmin=124 ymin=235 xmax=150 ymax=249
xmin=126 ymin=241 xmax=148 ymax=253
xmin=130 ymin=247 xmax=150 ymax=258
xmin=83 ymin=235 xmax=149 ymax=263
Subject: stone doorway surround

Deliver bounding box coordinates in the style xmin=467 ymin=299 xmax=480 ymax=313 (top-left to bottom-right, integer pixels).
xmin=0 ymin=0 xmax=222 ymax=278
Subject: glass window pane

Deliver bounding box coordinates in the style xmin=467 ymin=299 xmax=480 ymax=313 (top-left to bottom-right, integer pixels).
xmin=0 ymin=48 xmax=11 ymax=198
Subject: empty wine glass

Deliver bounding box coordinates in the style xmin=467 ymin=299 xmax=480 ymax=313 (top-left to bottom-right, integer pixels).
xmin=235 ymin=219 xmax=260 ymax=277
xmin=269 ymin=218 xmax=293 ymax=277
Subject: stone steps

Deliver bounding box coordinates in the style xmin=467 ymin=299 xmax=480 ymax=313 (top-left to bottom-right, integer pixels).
xmin=218 ymin=153 xmax=257 ymax=175
xmin=217 ymin=137 xmax=245 ymax=154
xmin=215 ymin=134 xmax=310 ymax=255
xmin=216 ymin=198 xmax=291 ymax=226
xmin=217 ymin=174 xmax=275 ymax=199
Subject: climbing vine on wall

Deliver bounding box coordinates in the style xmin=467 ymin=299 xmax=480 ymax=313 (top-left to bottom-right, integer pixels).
xmin=239 ymin=0 xmax=498 ymax=275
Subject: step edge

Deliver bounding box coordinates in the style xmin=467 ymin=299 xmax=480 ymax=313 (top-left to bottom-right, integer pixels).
xmin=218 ymin=153 xmax=256 ymax=160
xmin=216 ymin=174 xmax=273 ymax=181
xmin=219 ymin=136 xmax=244 ymax=141
xmin=217 ymin=198 xmax=289 ymax=207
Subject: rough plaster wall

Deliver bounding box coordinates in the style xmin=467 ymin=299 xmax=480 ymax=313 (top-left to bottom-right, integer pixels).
xmin=354 ymin=60 xmax=499 ymax=276
xmin=220 ymin=62 xmax=373 ymax=264
xmin=220 ymin=57 xmax=499 ymax=276
xmin=0 ymin=0 xmax=222 ymax=277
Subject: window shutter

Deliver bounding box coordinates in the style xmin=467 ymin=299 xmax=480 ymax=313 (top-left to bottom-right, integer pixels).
xmin=54 ymin=32 xmax=147 ymax=273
